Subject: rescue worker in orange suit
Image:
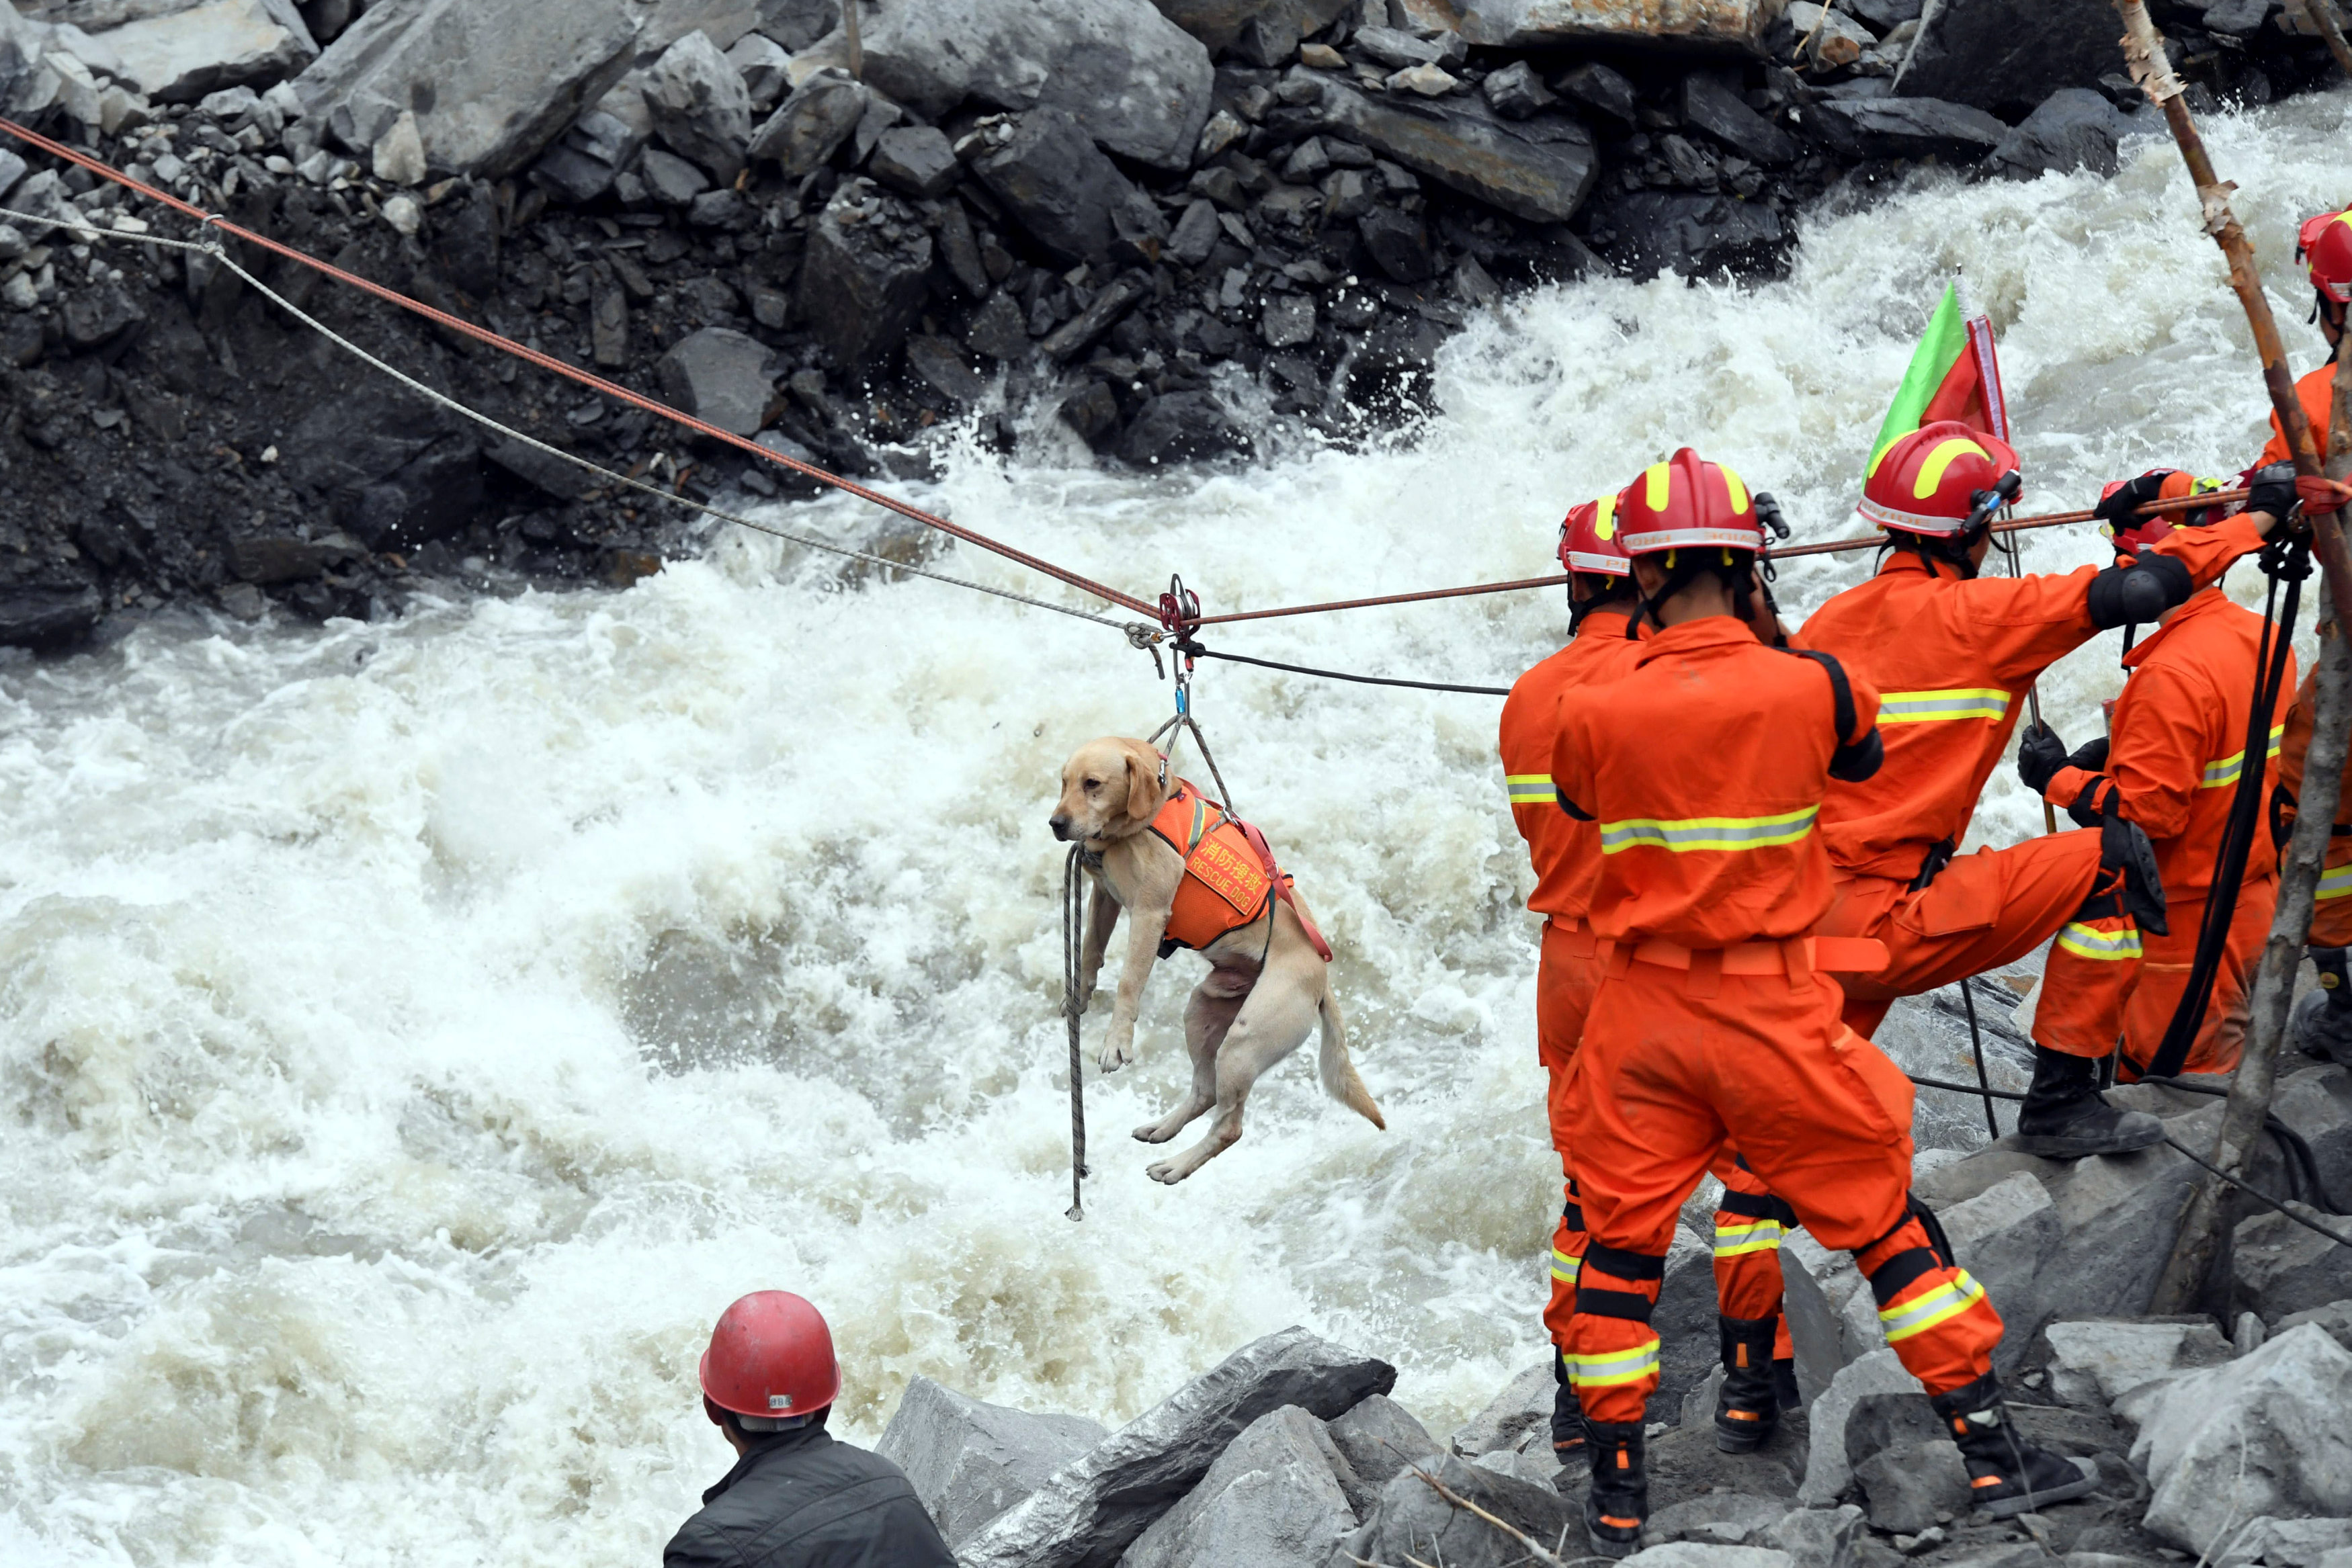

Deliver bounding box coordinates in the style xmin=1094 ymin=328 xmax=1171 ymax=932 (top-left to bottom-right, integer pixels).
xmin=667 ymin=1291 xmax=956 ymax=1568
xmin=1553 ymin=449 xmax=2095 ymax=1559
xmin=2018 ymin=480 xmax=2301 ymax=1078
xmin=1798 ymin=421 xmax=2281 ymax=1156
xmin=1501 ymin=494 xmax=1799 ymax=1463
xmin=2256 ymin=208 xmax=2349 ymax=470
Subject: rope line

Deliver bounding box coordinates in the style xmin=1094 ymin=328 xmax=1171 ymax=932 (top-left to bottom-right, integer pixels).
xmin=1060 ymin=844 xmax=1090 ymax=1222
xmin=1193 ymin=646 xmax=1511 ymax=696
xmin=0 ymin=118 xmax=1162 ymax=618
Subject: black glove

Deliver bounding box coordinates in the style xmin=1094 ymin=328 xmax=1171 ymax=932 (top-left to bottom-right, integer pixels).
xmin=2094 ymin=471 xmax=2178 ymax=525
xmin=2068 ymin=736 xmax=2109 ymax=774
xmin=2017 ymin=722 xmax=2070 ymax=795
xmin=2103 ymin=812 xmax=2168 ymax=937
xmin=2246 ymin=462 xmax=2300 ymax=526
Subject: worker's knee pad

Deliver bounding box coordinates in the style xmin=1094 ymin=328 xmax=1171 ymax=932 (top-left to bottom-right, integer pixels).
xmin=1577 ymin=1242 xmax=1666 ymax=1323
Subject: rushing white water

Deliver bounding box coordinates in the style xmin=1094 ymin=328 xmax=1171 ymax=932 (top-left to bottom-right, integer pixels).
xmin=3 ymin=88 xmax=2346 ymax=1567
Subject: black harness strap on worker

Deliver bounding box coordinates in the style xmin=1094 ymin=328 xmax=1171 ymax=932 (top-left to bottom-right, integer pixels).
xmin=2143 ymin=531 xmax=2310 ymax=1080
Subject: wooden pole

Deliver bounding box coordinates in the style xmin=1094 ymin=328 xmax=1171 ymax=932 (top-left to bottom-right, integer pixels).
xmin=2134 ymin=0 xmax=2352 ymax=1307
xmin=845 ymin=0 xmax=864 ymax=81
xmin=2288 ymin=0 xmax=2352 ymax=80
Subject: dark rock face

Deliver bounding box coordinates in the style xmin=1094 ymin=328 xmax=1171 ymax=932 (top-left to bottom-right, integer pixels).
xmin=795 ymin=181 xmax=935 ymax=369
xmin=1983 ymin=87 xmax=2134 ymax=180
xmin=1311 ymin=79 xmax=1598 ymax=225
xmin=1892 ymin=0 xmax=2130 ymax=121
xmin=972 ymin=107 xmax=1164 ymax=267
xmin=1586 ymin=191 xmax=1789 ymax=281
xmin=1806 ymin=96 xmax=2010 ymax=163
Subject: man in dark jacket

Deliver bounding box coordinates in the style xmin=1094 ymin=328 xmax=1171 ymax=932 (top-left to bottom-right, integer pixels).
xmin=665 ymin=1291 xmax=955 ymax=1568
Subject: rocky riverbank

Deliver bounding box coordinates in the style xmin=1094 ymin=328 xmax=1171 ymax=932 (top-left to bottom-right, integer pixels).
xmin=0 ymin=0 xmax=2342 ymax=648
xmin=869 ymin=1061 xmax=2352 ymax=1568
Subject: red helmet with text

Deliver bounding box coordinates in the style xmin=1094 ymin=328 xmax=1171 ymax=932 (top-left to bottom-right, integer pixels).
xmin=1559 ymin=492 xmax=1631 ymax=576
xmin=1858 ymin=421 xmax=2022 ymax=537
xmin=2301 ymin=209 xmax=2352 ymax=304
xmin=1617 ymin=448 xmax=1764 ymax=556
xmin=699 ymin=1291 xmax=841 ymax=1422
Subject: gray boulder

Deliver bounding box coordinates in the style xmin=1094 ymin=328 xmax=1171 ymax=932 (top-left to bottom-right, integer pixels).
xmin=1146 ymin=0 xmax=1350 ymax=55
xmin=1853 ymin=1440 xmax=1972 ymax=1535
xmin=1447 ymin=1360 xmax=1552 ymax=1458
xmin=2133 ymin=1325 xmax=2352 ymax=1555
xmin=2212 ymin=1518 xmax=2352 ymax=1567
xmin=1805 ymin=95 xmax=2008 ymax=161
xmin=1764 ymin=1506 xmax=1867 ymax=1568
xmin=286 ymin=380 xmax=483 ymax=550
xmin=2277 ymin=1300 xmax=2352 ymax=1354
xmin=1041 ymin=272 xmax=1152 ymax=362
xmin=875 ymin=1377 xmax=1107 ymax=1549
xmin=1118 ymin=1405 xmax=1359 ymax=1568
xmin=1651 ymin=1223 xmax=1724 ymax=1423
xmin=796 ymin=181 xmax=933 ymax=369
xmin=1983 ymin=87 xmax=2130 ymax=179
xmin=1458 ymin=0 xmax=1787 ymax=49
xmin=1309 ymin=78 xmax=1596 ymax=224
xmin=1797 ymin=1350 xmax=1927 ymax=1508
xmin=296 ymin=0 xmax=645 ymax=178
xmin=1893 ymin=0 xmax=2124 ymax=118
xmin=1552 ymin=58 xmax=1635 ymax=127
xmin=868 ymin=124 xmax=959 ymax=198
xmin=728 ymin=30 xmax=792 ymax=109
xmin=1622 ymin=1549 xmax=1794 ymax=1568
xmin=1483 ymin=59 xmax=1554 ymax=118
xmin=1681 ymin=72 xmax=1796 ymax=165
xmin=101 ymin=0 xmax=317 ymax=103
xmin=747 ymin=68 xmax=864 ymax=177
xmin=643 ymin=29 xmax=753 ymax=182
xmin=972 ymin=107 xmax=1165 ymax=267
xmin=1588 ymin=190 xmax=1786 ymax=281
xmin=756 ymin=0 xmax=839 ymax=51
xmin=2235 ymin=1203 xmax=2352 ymax=1325
xmin=1648 ymin=1493 xmax=1792 ymax=1547
xmin=965 ymin=292 xmax=1032 ymax=361
xmin=1939 ymin=1170 xmax=2064 ymax=1375
xmin=1165 ymin=198 xmax=1220 ymax=268
xmin=2044 ymin=1318 xmax=2236 ymax=1408
xmin=657 ymin=326 xmax=776 ymax=436
xmin=791 ymin=0 xmax=1212 ymax=171
xmin=1361 ymin=1452 xmax=1576 ymax=1568
xmin=1325 ymin=1393 xmax=1439 ymax=1492
xmin=956 ymin=1327 xmax=1394 ymax=1568
xmin=0 ymin=585 xmax=104 ymax=650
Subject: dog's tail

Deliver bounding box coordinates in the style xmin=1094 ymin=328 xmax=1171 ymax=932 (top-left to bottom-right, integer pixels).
xmin=1316 ymin=984 xmax=1385 ymax=1131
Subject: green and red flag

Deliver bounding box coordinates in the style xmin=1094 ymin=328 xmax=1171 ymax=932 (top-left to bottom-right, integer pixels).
xmin=1867 ymin=276 xmax=2010 ymax=476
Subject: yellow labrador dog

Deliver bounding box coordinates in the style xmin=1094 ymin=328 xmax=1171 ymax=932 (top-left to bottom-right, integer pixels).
xmin=1049 ymin=737 xmax=1384 ymax=1184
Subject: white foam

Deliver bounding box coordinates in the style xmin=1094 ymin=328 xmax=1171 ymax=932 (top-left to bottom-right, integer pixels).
xmin=1 ymin=87 xmax=2345 ymax=1565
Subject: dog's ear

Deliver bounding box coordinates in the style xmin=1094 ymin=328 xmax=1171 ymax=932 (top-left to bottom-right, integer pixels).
xmin=1118 ymin=738 xmax=1168 ymax=827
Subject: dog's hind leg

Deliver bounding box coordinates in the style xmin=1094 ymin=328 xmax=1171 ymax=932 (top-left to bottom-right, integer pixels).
xmin=1134 ymin=967 xmax=1249 ymax=1144
xmin=1144 ymin=965 xmax=1318 ymax=1184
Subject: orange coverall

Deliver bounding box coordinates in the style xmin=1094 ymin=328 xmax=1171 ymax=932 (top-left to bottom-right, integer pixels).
xmin=1799 ymin=517 xmax=2273 ymax=1037
xmin=2279 ymin=669 xmax=2352 ymax=948
xmin=1552 ymin=617 xmax=2002 ymax=1424
xmin=1501 ymin=610 xmax=1789 ymax=1353
xmin=2258 ymin=363 xmax=2336 ymax=468
xmin=2033 ymin=591 xmax=2293 ymax=1074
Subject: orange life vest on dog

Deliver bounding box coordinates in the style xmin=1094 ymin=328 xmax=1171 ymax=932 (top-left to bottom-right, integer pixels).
xmin=1148 ymin=780 xmax=1332 ymax=962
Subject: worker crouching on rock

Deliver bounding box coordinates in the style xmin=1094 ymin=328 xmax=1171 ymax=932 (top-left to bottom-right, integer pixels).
xmin=665 ymin=1291 xmax=955 ymax=1568
xmin=1551 ymin=449 xmax=2097 ymax=1559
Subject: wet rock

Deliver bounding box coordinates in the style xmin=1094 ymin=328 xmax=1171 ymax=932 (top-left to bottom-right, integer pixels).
xmin=1146 ymin=0 xmax=1351 ymax=56
xmin=972 ymin=106 xmax=1164 ymax=267
xmin=1982 ymin=88 xmax=2129 ymax=180
xmin=657 ymin=326 xmax=777 ymax=435
xmin=1591 ymin=190 xmax=1786 ymax=280
xmin=1648 ymin=1493 xmax=1791 ymax=1547
xmin=955 ymin=1326 xmax=1393 ymax=1568
xmin=1166 ymin=198 xmax=1221 ymax=267
xmin=869 ymin=124 xmax=958 ymax=198
xmin=61 ymin=284 xmax=144 ymax=349
xmin=1650 ymin=1225 xmax=1724 ymax=1423
xmin=1325 ymin=1393 xmax=1439 ymax=1492
xmin=1357 ymin=204 xmax=1436 ymax=282
xmin=1058 ymin=380 xmax=1121 ymax=447
xmin=747 ymin=68 xmax=864 ymax=177
xmin=0 ymin=585 xmax=103 ymax=649
xmin=792 ymin=0 xmax=1212 ymax=172
xmin=1940 ymin=1170 xmax=2064 ymax=1374
xmin=1459 ymin=0 xmax=1790 ymax=50
xmin=644 ymin=30 xmax=753 ymax=183
xmin=296 ymin=0 xmax=644 ymax=178
xmin=1764 ymin=1506 xmax=1867 ymax=1568
xmin=286 ymin=383 xmax=482 ymax=551
xmin=757 ymin=0 xmax=840 ymax=51
xmin=103 ymin=0 xmax=318 ymax=104
xmin=1120 ymin=1404 xmax=1359 ymax=1568
xmin=2234 ymin=1203 xmax=2352 ymax=1325
xmin=216 ymin=581 xmax=267 ymax=621
xmin=1447 ymin=1360 xmax=1552 ymax=1459
xmin=796 ymin=183 xmax=933 ymax=369
xmin=2044 ymin=1318 xmax=2235 ymax=1408
xmin=226 ymin=533 xmax=362 ymax=584
xmin=1363 ymin=1454 xmax=1576 ymax=1568
xmin=2212 ymin=1517 xmax=2352 ymax=1567
xmin=1797 ymin=1350 xmax=1927 ymax=1508
xmin=486 ymin=437 xmax=595 ymax=501
xmin=875 ymin=1377 xmax=1108 ymax=1549
xmin=1805 ymin=96 xmax=2009 ymax=162
xmin=1116 ymin=389 xmax=1247 ymax=468
xmin=964 ymin=292 xmax=1032 ymax=360
xmin=1231 ymin=10 xmax=1302 ymax=67
xmin=1681 ymin=73 xmax=1796 ymax=166
xmin=1353 ymin=24 xmax=1453 ymax=67
xmin=0 ymin=147 xmax=22 ymax=201
xmin=2133 ymin=1325 xmax=2352 ymax=1555
xmin=1310 ymin=77 xmax=1597 ymax=224
xmin=1853 ymin=1440 xmax=1971 ymax=1536
xmin=728 ymin=30 xmax=792 ymax=110
xmin=1040 ymin=271 xmax=1150 ymax=361
xmin=1482 ymin=58 xmax=1553 ymax=118
xmin=2276 ymin=1300 xmax=2352 ymax=1354
xmin=639 ymin=147 xmax=710 ymax=206
xmin=1552 ymin=58 xmax=1635 ymax=127
xmin=1892 ymin=0 xmax=2124 ymax=120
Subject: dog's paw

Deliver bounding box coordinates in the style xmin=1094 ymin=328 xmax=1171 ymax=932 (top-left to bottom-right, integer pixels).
xmin=1132 ymin=1119 xmax=1174 ymax=1143
xmin=1096 ymin=1036 xmax=1134 ymax=1074
xmin=1145 ymin=1158 xmax=1189 ymax=1185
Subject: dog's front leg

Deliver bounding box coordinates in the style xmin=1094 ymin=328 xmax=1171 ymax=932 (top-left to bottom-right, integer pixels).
xmin=1097 ymin=898 xmax=1173 ymax=1073
xmin=1075 ymin=877 xmax=1122 ymax=1012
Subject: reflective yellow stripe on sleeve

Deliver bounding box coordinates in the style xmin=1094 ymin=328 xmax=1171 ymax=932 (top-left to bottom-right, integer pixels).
xmin=1876 ymin=688 xmax=2013 ymax=724
xmin=1552 ymin=1248 xmax=1582 ymax=1284
xmin=2201 ymin=723 xmax=2287 ymax=789
xmin=1714 ymin=1218 xmax=1786 ymax=1258
xmin=1508 ymin=773 xmax=1558 ymax=805
xmin=2319 ymin=863 xmax=2352 ymax=903
xmin=1598 ymin=806 xmax=1818 ymax=854
xmin=1562 ymin=1339 xmax=1663 ymax=1389
xmin=1879 ymin=1270 xmax=1987 ymax=1343
xmin=2056 ymin=922 xmax=2142 ymax=961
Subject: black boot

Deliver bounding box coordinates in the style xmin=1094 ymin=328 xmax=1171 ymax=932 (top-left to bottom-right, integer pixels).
xmin=1583 ymin=1419 xmax=1648 ymax=1559
xmin=2013 ymin=1045 xmax=2165 ymax=1158
xmin=2296 ymin=947 xmax=2352 ymax=1063
xmin=1714 ymin=1315 xmax=1781 ymax=1452
xmin=1929 ymin=1372 xmax=2097 ymax=1518
xmin=1773 ymin=1357 xmax=1801 ymax=1413
xmin=1551 ymin=1353 xmax=1585 ymax=1456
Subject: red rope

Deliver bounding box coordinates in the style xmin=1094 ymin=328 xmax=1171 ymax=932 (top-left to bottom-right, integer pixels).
xmin=0 ymin=118 xmax=1163 ymax=620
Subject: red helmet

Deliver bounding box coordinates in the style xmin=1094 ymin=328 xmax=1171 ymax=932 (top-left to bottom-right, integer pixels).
xmin=699 ymin=1291 xmax=841 ymax=1421
xmin=1858 ymin=421 xmax=2021 ymax=537
xmin=1559 ymin=492 xmax=1631 ymax=576
xmin=2300 ymin=209 xmax=2352 ymax=303
xmin=1618 ymin=448 xmax=1763 ymax=556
